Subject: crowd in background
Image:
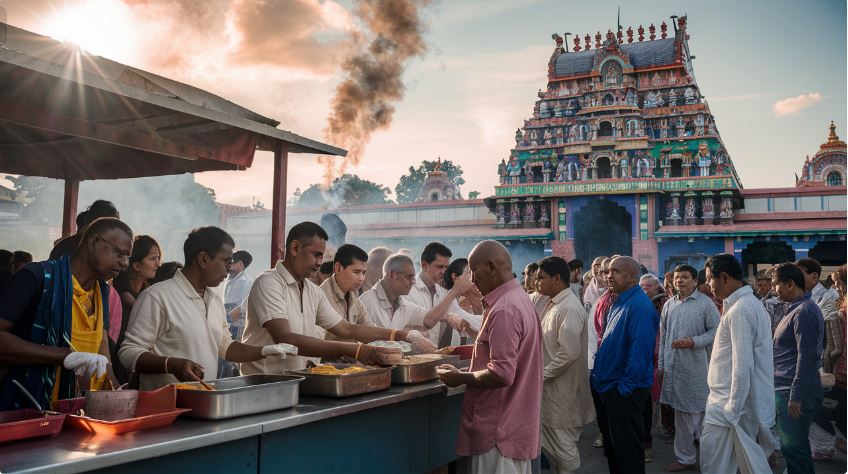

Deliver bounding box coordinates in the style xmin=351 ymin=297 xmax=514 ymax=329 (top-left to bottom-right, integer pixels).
xmin=0 ymin=198 xmax=845 ymax=474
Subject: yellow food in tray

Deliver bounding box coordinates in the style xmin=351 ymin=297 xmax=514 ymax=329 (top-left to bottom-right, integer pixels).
xmin=307 ymin=365 xmax=368 ymax=375
xmin=173 ymin=383 xmax=207 ymax=391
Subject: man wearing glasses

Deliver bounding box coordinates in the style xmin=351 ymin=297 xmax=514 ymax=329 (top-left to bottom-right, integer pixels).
xmin=0 ymin=218 xmax=132 ymax=410
xmin=120 ymin=227 xmax=296 ymax=389
xmin=361 ymin=253 xmax=473 ymax=336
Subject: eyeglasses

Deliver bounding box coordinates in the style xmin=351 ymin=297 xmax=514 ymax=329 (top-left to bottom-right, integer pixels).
xmin=215 ymin=255 xmax=235 ymax=266
xmin=96 ymin=236 xmax=130 ymax=262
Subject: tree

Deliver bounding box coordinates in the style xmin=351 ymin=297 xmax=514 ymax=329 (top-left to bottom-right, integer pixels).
xmin=394 ymin=159 xmax=465 ymax=204
xmin=290 ymin=174 xmax=393 ymax=208
xmin=468 ymin=191 xmax=480 ymax=199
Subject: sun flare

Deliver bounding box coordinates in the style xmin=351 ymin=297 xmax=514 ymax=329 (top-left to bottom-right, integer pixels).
xmin=42 ymin=0 xmax=136 ymax=61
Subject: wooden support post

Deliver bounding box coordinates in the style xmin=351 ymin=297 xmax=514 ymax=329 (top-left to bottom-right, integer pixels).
xmin=62 ymin=179 xmax=79 ymax=238
xmin=270 ymin=141 xmax=289 ymax=267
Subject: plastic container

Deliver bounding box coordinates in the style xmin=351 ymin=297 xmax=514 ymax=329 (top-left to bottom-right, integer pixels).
xmin=55 ymin=385 xmax=190 ymax=435
xmin=451 ymin=345 xmax=475 ymax=360
xmin=0 ymin=409 xmax=66 ymax=444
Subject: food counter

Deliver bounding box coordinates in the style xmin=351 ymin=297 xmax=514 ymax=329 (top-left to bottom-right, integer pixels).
xmin=0 ymin=381 xmax=465 ymax=474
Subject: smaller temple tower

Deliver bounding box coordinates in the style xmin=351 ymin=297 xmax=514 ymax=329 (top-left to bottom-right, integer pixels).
xmin=417 ymin=158 xmax=462 ymax=201
xmin=798 ymin=121 xmax=847 ymax=187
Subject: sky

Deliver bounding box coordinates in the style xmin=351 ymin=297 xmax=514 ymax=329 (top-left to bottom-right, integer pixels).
xmin=2 ymin=0 xmax=846 ymax=207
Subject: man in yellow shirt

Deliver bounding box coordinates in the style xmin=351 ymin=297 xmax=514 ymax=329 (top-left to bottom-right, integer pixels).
xmin=0 ymin=217 xmax=132 ymax=410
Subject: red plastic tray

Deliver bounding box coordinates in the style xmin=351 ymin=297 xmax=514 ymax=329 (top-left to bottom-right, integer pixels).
xmin=54 ymin=385 xmax=190 ymax=435
xmin=451 ymin=344 xmax=475 ymax=360
xmin=0 ymin=409 xmax=66 ymax=444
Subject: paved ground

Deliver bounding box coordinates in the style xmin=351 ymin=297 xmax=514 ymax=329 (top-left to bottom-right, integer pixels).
xmin=560 ymin=422 xmax=848 ymax=474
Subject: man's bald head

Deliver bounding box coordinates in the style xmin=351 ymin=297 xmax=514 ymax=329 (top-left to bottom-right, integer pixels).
xmin=468 ymin=240 xmax=513 ymax=295
xmin=607 ymin=256 xmax=641 ymax=294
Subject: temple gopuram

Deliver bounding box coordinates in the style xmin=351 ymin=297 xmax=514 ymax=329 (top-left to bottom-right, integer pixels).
xmin=486 ymin=15 xmax=846 ymax=275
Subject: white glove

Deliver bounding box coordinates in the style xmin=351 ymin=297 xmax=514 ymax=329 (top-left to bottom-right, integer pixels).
xmin=63 ymin=352 xmax=108 ymax=379
xmin=405 ymin=330 xmax=437 ymax=354
xmin=261 ymin=343 xmax=298 ymax=359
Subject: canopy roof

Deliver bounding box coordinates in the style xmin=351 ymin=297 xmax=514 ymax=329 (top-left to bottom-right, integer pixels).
xmin=0 ymin=22 xmax=345 ymax=181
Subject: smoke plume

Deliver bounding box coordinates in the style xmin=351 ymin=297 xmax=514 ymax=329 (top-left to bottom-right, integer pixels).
xmin=319 ymin=0 xmax=432 ymax=186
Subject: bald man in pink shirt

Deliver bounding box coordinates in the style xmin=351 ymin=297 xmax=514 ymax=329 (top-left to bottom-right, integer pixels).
xmin=439 ymin=241 xmax=543 ymax=474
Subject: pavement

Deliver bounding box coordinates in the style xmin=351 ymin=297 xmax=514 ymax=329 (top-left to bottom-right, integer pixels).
xmin=559 ymin=422 xmax=848 ymax=474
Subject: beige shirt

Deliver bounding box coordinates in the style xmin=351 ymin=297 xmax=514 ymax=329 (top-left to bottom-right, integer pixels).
xmin=320 ymin=275 xmax=374 ymax=342
xmin=540 ymin=289 xmax=595 ymax=429
xmin=118 ymin=270 xmax=234 ymax=390
xmin=241 ymin=262 xmax=343 ymax=374
xmin=360 ymin=279 xmax=428 ymax=330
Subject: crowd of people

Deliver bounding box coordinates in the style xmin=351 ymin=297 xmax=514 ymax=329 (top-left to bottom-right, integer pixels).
xmin=0 ymin=198 xmax=845 ymax=474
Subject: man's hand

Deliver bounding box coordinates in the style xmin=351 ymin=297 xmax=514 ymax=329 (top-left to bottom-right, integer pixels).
xmin=451 ymin=271 xmax=474 ymax=296
xmin=671 ymin=338 xmax=694 ymax=349
xmin=436 ymin=364 xmax=466 ymax=387
xmin=445 ymin=313 xmax=466 ymax=331
xmin=63 ymin=352 xmax=108 ymax=379
xmin=356 ymin=345 xmax=399 ymax=365
xmin=405 ymin=330 xmax=437 ymax=353
xmin=167 ymin=357 xmax=205 ymax=382
xmin=788 ymin=400 xmax=802 ymax=420
xmin=261 ymin=343 xmax=298 ymax=359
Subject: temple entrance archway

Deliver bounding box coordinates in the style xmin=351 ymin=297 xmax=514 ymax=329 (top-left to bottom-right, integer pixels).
xmin=596 ymin=157 xmax=612 ymax=179
xmin=740 ymin=241 xmax=795 ymax=277
xmin=574 ymin=199 xmax=632 ymax=264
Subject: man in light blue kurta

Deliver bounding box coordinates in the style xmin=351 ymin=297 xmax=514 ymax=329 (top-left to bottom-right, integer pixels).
xmin=658 ymin=264 xmax=720 ymax=471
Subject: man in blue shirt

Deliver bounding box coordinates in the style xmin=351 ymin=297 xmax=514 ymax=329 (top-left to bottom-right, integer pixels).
xmin=772 ymin=263 xmax=824 ymax=474
xmin=591 ymin=256 xmax=659 ymax=474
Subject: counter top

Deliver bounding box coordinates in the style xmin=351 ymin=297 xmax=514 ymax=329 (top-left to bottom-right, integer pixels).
xmin=1 ymin=381 xmax=463 ymax=474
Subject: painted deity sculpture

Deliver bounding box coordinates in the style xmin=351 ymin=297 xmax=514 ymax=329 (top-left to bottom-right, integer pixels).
xmin=523 ymin=202 xmax=536 ymax=223
xmin=496 ymin=203 xmax=505 ymax=226
xmin=684 ymin=198 xmax=697 ymax=219
xmin=719 ymin=198 xmax=734 ymax=221
xmin=510 ymin=202 xmax=522 ymax=224
xmin=697 ymin=143 xmax=711 ymax=176
xmin=702 ymin=197 xmax=715 ymax=219
xmin=555 ymin=158 xmax=568 ymax=182
xmin=507 ymin=158 xmax=522 ymax=184
xmin=539 ymin=203 xmax=550 ymax=225
xmin=542 ymin=159 xmax=553 ymax=183
xmin=498 ymin=159 xmax=508 ymax=184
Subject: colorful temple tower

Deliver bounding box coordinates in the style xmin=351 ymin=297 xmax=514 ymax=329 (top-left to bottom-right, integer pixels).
xmin=489 ymin=16 xmax=747 ymax=271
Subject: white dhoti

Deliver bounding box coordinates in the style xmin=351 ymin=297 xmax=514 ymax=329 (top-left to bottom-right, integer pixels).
xmin=541 ymin=424 xmax=581 ymax=473
xmin=469 ymin=446 xmax=531 ymax=474
xmin=700 ymin=414 xmax=772 ymax=474
xmin=673 ymin=410 xmax=704 ymax=465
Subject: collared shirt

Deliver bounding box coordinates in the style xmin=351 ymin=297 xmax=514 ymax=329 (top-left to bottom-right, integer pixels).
xmin=320 ymin=275 xmax=374 ymax=342
xmin=403 ymin=274 xmax=453 ymax=345
xmin=658 ymin=290 xmax=720 ymax=412
xmin=541 ymin=289 xmax=594 ymax=429
xmin=529 ymin=291 xmax=551 ymax=319
xmin=762 ymin=291 xmax=788 ymax=333
xmin=705 ymin=285 xmax=774 ymax=428
xmin=456 ymin=279 xmax=542 ymax=460
xmin=812 ymin=282 xmax=839 ymax=320
xmin=360 ymin=279 xmax=428 ymax=330
xmin=118 ymin=269 xmax=234 ymax=390
xmin=241 ymin=262 xmax=343 ymax=374
xmin=591 ymin=284 xmax=658 ymax=396
xmin=224 ymin=271 xmax=253 ymax=328
xmin=773 ymin=292 xmax=824 ymax=401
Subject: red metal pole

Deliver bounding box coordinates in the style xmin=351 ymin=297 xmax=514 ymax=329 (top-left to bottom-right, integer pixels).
xmin=270 ymin=141 xmax=289 ymax=267
xmin=62 ymin=179 xmax=79 ymax=237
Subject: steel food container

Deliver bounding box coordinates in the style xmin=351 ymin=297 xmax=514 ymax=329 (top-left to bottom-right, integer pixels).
xmin=176 ymin=375 xmax=304 ymax=420
xmin=289 ymin=364 xmax=391 ymax=398
xmin=391 ymin=354 xmax=461 ymax=385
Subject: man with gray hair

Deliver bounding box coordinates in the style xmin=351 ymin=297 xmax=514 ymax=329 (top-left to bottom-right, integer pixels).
xmin=360 ymin=253 xmax=472 ymax=333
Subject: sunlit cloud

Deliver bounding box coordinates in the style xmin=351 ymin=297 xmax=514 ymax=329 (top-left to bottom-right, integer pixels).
xmin=773 ymin=92 xmax=822 ymax=117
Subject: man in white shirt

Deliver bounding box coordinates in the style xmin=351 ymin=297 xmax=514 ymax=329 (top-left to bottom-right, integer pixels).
xmin=361 ymin=253 xmax=473 ymax=338
xmin=536 ymin=256 xmax=594 ymax=474
xmin=320 ymin=244 xmax=375 ymax=343
xmin=568 ymin=259 xmax=584 ymax=299
xmin=700 ymin=254 xmax=774 ymax=474
xmin=241 ymin=222 xmax=435 ymax=375
xmin=402 ymin=242 xmax=473 ymax=346
xmin=796 ymin=257 xmax=839 ymax=318
xmin=119 ymin=227 xmax=296 ymax=389
xmin=224 ymin=250 xmax=253 ymax=341
xmin=362 ymin=246 xmax=392 ymax=293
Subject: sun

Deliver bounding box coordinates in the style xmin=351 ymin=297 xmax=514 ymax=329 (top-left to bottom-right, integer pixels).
xmin=42 ymin=0 xmax=137 ymax=62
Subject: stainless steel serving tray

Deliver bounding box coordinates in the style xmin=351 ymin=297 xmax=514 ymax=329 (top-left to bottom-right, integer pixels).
xmin=288 ymin=364 xmax=392 ymax=398
xmin=391 ymin=354 xmax=461 ymax=385
xmin=175 ymin=374 xmax=303 ymax=420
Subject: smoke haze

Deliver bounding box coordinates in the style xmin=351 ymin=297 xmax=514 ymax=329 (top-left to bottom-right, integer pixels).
xmin=319 ymin=0 xmax=432 ymax=185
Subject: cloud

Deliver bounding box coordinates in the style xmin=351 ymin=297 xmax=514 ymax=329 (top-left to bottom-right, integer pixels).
xmin=773 ymin=92 xmax=822 ymax=116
